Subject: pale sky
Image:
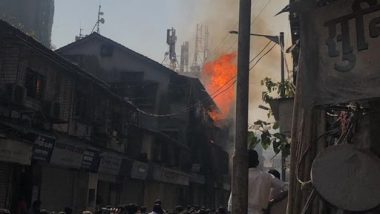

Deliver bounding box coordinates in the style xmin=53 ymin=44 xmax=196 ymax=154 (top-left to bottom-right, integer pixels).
xmin=52 ymin=0 xmax=291 ymax=122
xmin=52 ymin=0 xmax=200 ymax=62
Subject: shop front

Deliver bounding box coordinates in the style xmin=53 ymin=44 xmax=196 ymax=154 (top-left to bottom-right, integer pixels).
xmin=0 ymin=138 xmax=32 ymax=210
xmin=97 ymin=152 xmax=122 ymax=207
xmin=144 ymin=165 xmax=189 ymax=209
xmin=189 ymin=173 xmax=206 ymax=207
xmin=120 ymin=160 xmax=148 ymax=206
xmin=39 ymin=138 xmax=100 ymax=213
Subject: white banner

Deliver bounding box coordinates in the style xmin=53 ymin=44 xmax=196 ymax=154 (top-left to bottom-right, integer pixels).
xmin=0 ymin=139 xmax=32 ymax=165
xmin=50 ymin=142 xmax=84 ymax=169
xmin=98 ymin=152 xmax=122 ymax=176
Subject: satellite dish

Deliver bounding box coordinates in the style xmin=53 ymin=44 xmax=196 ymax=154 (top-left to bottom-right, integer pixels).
xmin=99 ymin=18 xmax=105 ymax=24
xmin=311 ymin=144 xmax=380 ymax=211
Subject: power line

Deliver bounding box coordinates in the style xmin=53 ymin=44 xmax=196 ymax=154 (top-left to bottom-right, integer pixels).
xmin=225 ymin=0 xmax=273 ymax=52
xmin=250 ymin=43 xmax=277 ymax=71
xmin=249 ymin=40 xmax=272 ymax=64
xmin=130 ymin=41 xmax=275 ymax=118
xmin=210 ymin=0 xmax=263 ymax=55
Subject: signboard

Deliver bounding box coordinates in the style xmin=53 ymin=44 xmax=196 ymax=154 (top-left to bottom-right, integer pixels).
xmin=152 ymin=166 xmax=189 ymax=186
xmin=130 ymin=161 xmax=148 ymax=180
xmin=50 ymin=142 xmax=84 ymax=169
xmin=32 ymin=135 xmax=55 ymax=162
xmin=81 ymin=149 xmax=101 ymax=172
xmin=98 ymin=152 xmax=122 ymax=176
xmin=190 ymin=173 xmax=205 ymax=184
xmin=0 ymin=139 xmax=32 ymax=165
xmin=301 ymin=0 xmax=380 ymax=105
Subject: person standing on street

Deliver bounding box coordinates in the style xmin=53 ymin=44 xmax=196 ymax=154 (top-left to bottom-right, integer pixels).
xmin=28 ymin=200 xmax=41 ymax=214
xmin=228 ymin=150 xmax=285 ymax=214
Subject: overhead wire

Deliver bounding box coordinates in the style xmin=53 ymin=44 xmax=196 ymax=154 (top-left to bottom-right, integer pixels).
xmin=250 ymin=40 xmax=272 ymax=64
xmin=210 ymin=0 xmax=262 ymax=55
xmin=225 ymin=0 xmax=273 ymax=52
xmin=249 ymin=43 xmax=277 ymax=71
xmin=130 ymin=40 xmax=276 ymax=118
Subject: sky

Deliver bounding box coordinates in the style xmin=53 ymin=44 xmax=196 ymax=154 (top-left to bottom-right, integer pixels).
xmin=52 ymin=0 xmax=200 ymax=62
xmin=52 ymin=0 xmax=292 ymax=123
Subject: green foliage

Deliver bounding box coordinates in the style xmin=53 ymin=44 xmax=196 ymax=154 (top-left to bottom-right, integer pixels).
xmin=247 ymin=122 xmax=290 ymax=158
xmin=247 ymin=77 xmax=294 ymax=158
xmin=261 ymin=77 xmax=295 ymax=103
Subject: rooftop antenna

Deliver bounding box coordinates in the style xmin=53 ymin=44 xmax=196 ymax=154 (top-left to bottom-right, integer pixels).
xmin=91 ymin=4 xmax=105 ymax=33
xmin=75 ymin=27 xmax=84 ymax=41
xmin=203 ymin=25 xmax=209 ymax=64
xmin=180 ymin=41 xmax=189 ymax=73
xmin=166 ymin=27 xmax=177 ymax=70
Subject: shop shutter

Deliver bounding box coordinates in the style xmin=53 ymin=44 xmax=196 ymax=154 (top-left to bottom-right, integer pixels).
xmin=0 ymin=162 xmax=10 ymax=208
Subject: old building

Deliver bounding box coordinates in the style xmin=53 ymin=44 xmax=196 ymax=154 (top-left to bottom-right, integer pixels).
xmin=0 ymin=20 xmax=137 ymax=213
xmin=0 ymin=20 xmax=229 ymax=212
xmin=56 ymin=33 xmax=230 ymax=209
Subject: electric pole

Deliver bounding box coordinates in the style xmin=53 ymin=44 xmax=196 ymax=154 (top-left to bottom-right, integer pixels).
xmin=280 ymin=32 xmax=285 ymax=98
xmin=231 ymin=0 xmax=251 ymax=213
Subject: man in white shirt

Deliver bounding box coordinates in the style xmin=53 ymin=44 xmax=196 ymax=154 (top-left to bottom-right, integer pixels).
xmin=228 ymin=150 xmax=285 ymax=214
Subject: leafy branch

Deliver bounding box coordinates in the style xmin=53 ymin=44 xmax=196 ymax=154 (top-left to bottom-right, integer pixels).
xmin=247 ymin=120 xmax=290 ymax=158
xmin=247 ymin=77 xmax=295 ymax=158
xmin=261 ymin=77 xmax=295 ymax=104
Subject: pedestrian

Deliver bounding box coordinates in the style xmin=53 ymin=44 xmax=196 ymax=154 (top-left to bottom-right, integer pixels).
xmin=216 ymin=207 xmax=226 ymax=214
xmin=268 ymin=169 xmax=283 ymax=200
xmin=64 ymin=207 xmax=73 ymax=214
xmin=28 ymin=200 xmax=41 ymax=214
xmin=228 ymin=150 xmax=285 ymax=214
xmin=140 ymin=207 xmax=147 ymax=214
xmin=15 ymin=196 xmax=27 ymax=214
xmin=149 ymin=204 xmax=163 ymax=214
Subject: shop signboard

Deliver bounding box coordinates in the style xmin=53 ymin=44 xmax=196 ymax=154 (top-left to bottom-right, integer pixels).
xmin=98 ymin=152 xmax=122 ymax=176
xmin=32 ymin=134 xmax=55 ymax=162
xmin=50 ymin=141 xmax=84 ymax=169
xmin=152 ymin=166 xmax=189 ymax=186
xmin=190 ymin=173 xmax=206 ymax=184
xmin=0 ymin=139 xmax=32 ymax=165
xmin=130 ymin=161 xmax=148 ymax=180
xmin=301 ymin=0 xmax=380 ymax=105
xmin=81 ymin=148 xmax=101 ymax=172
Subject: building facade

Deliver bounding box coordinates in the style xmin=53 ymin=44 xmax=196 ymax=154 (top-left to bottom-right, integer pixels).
xmin=0 ymin=20 xmax=230 ymax=213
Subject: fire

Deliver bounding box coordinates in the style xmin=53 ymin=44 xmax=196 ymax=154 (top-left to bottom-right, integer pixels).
xmin=202 ymin=52 xmax=237 ymax=121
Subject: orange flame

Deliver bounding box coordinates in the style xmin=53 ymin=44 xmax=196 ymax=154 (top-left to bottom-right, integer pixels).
xmin=202 ymin=52 xmax=237 ymax=121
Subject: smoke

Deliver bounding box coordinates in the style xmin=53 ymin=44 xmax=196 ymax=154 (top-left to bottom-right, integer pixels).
xmin=176 ymin=0 xmax=292 ymax=154
xmin=180 ymin=0 xmax=292 ymax=123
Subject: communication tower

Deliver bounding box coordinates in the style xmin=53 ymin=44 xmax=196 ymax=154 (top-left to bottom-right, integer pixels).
xmin=180 ymin=42 xmax=189 ymax=73
xmin=190 ymin=24 xmax=210 ymax=75
xmin=75 ymin=28 xmax=85 ymax=41
xmin=165 ymin=27 xmax=178 ymax=70
xmin=91 ymin=4 xmax=105 ymax=34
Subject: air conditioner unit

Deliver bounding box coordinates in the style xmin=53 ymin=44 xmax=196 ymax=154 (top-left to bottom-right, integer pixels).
xmin=5 ymin=84 xmax=26 ymax=105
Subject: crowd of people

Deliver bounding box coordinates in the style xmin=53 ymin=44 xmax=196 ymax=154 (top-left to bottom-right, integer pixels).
xmin=96 ymin=200 xmax=228 ymax=214
xmin=14 ymin=150 xmax=286 ymax=214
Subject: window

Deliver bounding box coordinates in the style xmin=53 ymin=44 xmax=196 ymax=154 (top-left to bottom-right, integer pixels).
xmin=74 ymin=91 xmax=87 ymax=120
xmin=100 ymin=44 xmax=114 ymax=57
xmin=25 ymin=69 xmax=45 ymax=100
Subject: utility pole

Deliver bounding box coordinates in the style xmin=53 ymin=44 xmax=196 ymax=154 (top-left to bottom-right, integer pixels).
xmin=231 ymin=0 xmax=251 ymax=213
xmin=280 ymin=32 xmax=285 ymax=98
xmin=279 ymin=32 xmax=286 ymax=181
